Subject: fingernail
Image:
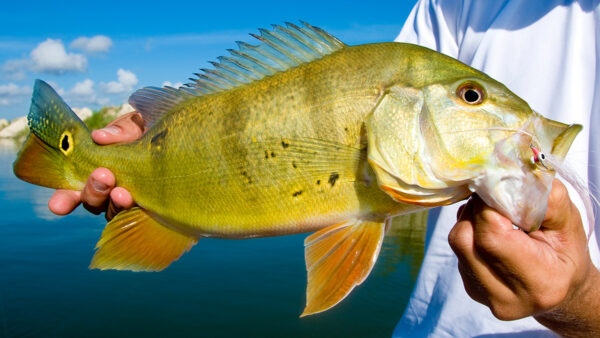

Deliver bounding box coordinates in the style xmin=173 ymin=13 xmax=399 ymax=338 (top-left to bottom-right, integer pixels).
xmin=92 ymin=179 xmax=109 ymax=193
xmin=102 ymin=126 xmax=120 ymax=135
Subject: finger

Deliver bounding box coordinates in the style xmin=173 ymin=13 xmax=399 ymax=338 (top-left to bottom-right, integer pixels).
xmin=469 ymin=194 xmax=531 ymax=258
xmin=456 ymin=202 xmax=467 ymax=220
xmin=48 ymin=189 xmax=82 ymax=215
xmin=449 ymin=199 xmax=516 ymax=306
xmin=105 ymin=187 xmax=135 ymax=221
xmin=468 ymin=195 xmax=557 ymax=298
xmin=81 ymin=168 xmax=115 ymax=215
xmin=91 ymin=111 xmax=146 ymax=145
xmin=450 ymin=211 xmax=489 ymax=304
xmin=542 ymin=179 xmax=579 ymax=232
xmin=457 ymin=260 xmax=489 ymax=305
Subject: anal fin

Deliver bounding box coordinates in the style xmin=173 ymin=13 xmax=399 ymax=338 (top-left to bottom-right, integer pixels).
xmin=301 ymin=219 xmax=387 ymax=316
xmin=90 ymin=207 xmax=198 ymax=272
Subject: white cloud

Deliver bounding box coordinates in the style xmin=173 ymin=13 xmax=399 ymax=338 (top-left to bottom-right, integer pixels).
xmin=103 ymin=68 xmax=138 ymax=94
xmin=30 ymin=39 xmax=87 ymax=74
xmin=2 ymin=59 xmax=29 ymax=81
xmin=68 ymin=79 xmax=106 ymax=105
xmin=65 ymin=79 xmax=110 ymax=106
xmin=70 ymin=35 xmax=113 ymax=53
xmin=71 ymin=79 xmax=95 ymax=97
xmin=2 ymin=38 xmax=93 ymax=80
xmin=0 ymin=83 xmax=31 ymax=96
xmin=162 ymin=81 xmax=183 ymax=88
xmin=0 ymin=83 xmax=31 ymax=106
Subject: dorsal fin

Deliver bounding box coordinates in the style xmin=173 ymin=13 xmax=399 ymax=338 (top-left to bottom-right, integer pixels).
xmin=129 ymin=22 xmax=346 ymax=128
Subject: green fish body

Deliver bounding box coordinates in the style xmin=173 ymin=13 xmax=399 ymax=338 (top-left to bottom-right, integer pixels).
xmin=13 ymin=23 xmax=581 ymax=316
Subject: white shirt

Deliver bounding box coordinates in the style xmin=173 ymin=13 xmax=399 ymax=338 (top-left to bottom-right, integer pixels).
xmin=393 ymin=1 xmax=600 ymax=336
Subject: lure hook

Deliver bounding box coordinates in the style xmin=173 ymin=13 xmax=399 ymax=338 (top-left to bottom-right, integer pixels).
xmin=530 ymin=144 xmax=549 ymax=169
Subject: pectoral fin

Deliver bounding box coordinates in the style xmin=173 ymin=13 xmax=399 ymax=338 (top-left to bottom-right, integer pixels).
xmin=90 ymin=207 xmax=198 ymax=272
xmin=301 ymin=219 xmax=387 ymax=317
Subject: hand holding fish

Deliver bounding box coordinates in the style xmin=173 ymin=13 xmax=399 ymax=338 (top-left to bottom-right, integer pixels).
xmin=47 ymin=112 xmax=142 ymax=220
xmin=449 ymin=180 xmax=600 ymax=335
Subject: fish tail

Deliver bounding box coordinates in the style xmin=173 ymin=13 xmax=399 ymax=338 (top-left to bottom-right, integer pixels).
xmin=13 ymin=79 xmax=92 ymax=191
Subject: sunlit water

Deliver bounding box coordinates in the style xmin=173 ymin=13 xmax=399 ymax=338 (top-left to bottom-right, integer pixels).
xmin=0 ymin=144 xmax=425 ymax=338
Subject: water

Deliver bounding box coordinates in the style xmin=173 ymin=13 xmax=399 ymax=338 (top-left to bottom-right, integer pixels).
xmin=0 ymin=145 xmax=425 ymax=338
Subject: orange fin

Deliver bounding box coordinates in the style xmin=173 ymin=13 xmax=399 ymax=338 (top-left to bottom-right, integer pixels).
xmin=301 ymin=219 xmax=387 ymax=317
xmin=90 ymin=207 xmax=198 ymax=272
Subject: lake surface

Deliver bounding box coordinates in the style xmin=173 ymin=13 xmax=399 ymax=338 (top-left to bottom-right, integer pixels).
xmin=0 ymin=144 xmax=425 ymax=338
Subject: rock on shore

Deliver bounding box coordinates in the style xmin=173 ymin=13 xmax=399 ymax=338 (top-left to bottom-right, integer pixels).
xmin=0 ymin=103 xmax=133 ymax=140
xmin=0 ymin=117 xmax=27 ymax=138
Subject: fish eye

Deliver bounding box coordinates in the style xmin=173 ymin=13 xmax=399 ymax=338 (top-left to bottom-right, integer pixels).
xmin=59 ymin=131 xmax=74 ymax=156
xmin=457 ymin=83 xmax=485 ymax=105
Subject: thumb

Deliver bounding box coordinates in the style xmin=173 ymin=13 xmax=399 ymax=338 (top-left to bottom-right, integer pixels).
xmin=541 ymin=179 xmax=580 ymax=232
xmin=91 ymin=111 xmax=146 ymax=145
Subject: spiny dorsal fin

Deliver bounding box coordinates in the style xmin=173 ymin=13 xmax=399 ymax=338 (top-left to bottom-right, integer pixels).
xmin=129 ymin=22 xmax=346 ymax=128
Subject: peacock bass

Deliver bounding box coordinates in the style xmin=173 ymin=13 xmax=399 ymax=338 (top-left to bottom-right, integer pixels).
xmin=13 ymin=22 xmax=581 ymax=316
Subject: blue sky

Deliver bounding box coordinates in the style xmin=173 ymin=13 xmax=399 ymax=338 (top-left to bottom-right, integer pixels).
xmin=0 ymin=0 xmax=417 ymax=120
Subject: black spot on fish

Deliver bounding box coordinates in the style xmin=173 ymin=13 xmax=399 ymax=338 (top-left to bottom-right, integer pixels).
xmin=344 ymin=127 xmax=349 ymax=132
xmin=271 ymin=151 xmax=276 ymax=158
xmin=328 ymin=173 xmax=339 ymax=187
xmin=281 ymin=140 xmax=290 ymax=148
xmin=292 ymin=161 xmax=298 ymax=169
xmin=265 ymin=150 xmax=270 ymax=159
xmin=240 ymin=170 xmax=253 ymax=184
xmin=316 ymin=180 xmax=321 ymax=185
xmin=151 ymin=130 xmax=167 ymax=147
xmin=292 ymin=190 xmax=303 ymax=197
xmin=61 ymin=134 xmax=70 ymax=151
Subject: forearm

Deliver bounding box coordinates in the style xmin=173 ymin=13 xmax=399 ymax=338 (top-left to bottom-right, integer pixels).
xmin=535 ymin=264 xmax=600 ymax=337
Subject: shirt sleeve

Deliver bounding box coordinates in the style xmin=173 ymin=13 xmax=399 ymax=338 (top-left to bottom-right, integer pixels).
xmin=395 ymin=0 xmax=461 ymax=58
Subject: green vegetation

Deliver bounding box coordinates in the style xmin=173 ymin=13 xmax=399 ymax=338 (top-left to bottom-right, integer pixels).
xmin=1 ymin=106 xmax=122 ymax=150
xmin=10 ymin=127 xmax=29 ymax=147
xmin=83 ymin=107 xmax=118 ymax=130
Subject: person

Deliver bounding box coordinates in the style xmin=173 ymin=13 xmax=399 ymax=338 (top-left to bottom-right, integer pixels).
xmin=49 ymin=1 xmax=600 ymax=335
xmin=392 ymin=0 xmax=600 ymax=336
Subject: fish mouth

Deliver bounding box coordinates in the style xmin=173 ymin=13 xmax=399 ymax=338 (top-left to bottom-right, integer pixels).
xmin=469 ymin=115 xmax=582 ymax=232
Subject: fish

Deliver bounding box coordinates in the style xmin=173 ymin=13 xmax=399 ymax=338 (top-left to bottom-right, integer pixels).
xmin=13 ymin=22 xmax=581 ymax=316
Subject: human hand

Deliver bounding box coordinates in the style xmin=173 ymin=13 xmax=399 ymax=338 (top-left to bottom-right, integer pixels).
xmin=448 ymin=179 xmax=600 ymax=334
xmin=48 ymin=112 xmax=145 ymax=220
